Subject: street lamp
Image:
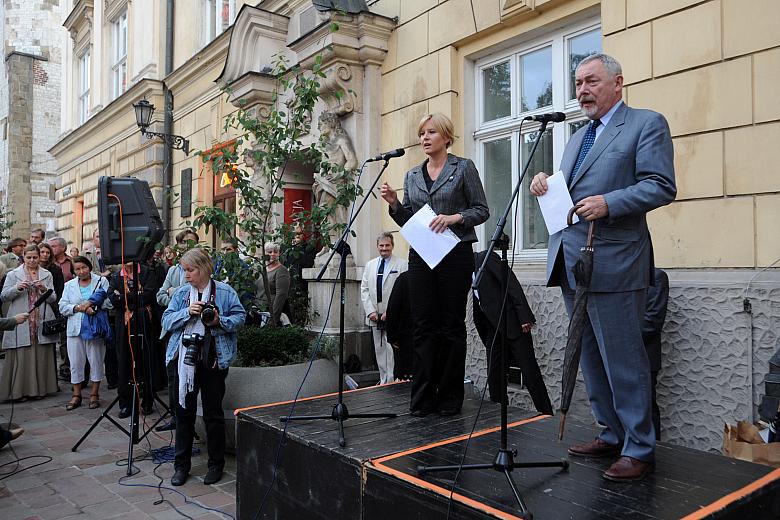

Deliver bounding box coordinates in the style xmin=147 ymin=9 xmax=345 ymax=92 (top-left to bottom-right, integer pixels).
xmin=132 ymin=99 xmax=190 ymax=155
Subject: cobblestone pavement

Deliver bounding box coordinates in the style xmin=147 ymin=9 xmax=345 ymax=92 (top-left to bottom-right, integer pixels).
xmin=0 ymin=381 xmax=236 ymax=519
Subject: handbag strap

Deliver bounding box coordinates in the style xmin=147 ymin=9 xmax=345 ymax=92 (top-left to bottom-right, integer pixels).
xmin=91 ymin=276 xmax=102 ymax=295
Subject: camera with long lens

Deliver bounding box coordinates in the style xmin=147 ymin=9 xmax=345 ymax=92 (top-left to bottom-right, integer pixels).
xmin=182 ymin=332 xmax=205 ymax=366
xmin=200 ymin=302 xmax=217 ymax=325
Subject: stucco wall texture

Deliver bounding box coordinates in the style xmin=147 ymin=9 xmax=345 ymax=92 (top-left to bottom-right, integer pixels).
xmin=466 ymin=275 xmax=780 ymax=453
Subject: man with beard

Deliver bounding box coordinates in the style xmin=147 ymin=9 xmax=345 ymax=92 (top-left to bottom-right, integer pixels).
xmin=530 ymin=53 xmax=676 ymax=482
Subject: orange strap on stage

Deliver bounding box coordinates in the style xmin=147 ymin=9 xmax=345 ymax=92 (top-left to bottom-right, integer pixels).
xmin=233 ymin=380 xmax=406 ymax=416
xmin=680 ymin=467 xmax=780 ymax=520
xmin=369 ymin=415 xmax=550 ymax=520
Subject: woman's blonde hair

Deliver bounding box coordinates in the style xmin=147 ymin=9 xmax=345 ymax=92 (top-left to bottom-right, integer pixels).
xmin=417 ymin=113 xmax=456 ymax=148
xmin=179 ymin=247 xmax=213 ymax=279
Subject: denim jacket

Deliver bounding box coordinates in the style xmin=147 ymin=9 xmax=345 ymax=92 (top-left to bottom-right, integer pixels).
xmin=161 ymin=280 xmax=246 ymax=369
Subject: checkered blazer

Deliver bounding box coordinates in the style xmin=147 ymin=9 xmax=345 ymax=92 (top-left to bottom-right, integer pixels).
xmin=390 ymin=154 xmax=489 ymax=243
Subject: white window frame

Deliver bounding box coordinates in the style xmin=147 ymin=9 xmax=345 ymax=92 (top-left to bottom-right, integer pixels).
xmin=111 ymin=10 xmax=128 ymax=100
xmin=203 ymin=0 xmax=236 ymax=44
xmin=474 ymin=20 xmax=601 ymax=261
xmin=78 ymin=49 xmax=90 ymax=124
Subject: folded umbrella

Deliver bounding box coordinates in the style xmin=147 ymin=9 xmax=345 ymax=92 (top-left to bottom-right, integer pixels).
xmin=558 ymin=205 xmax=596 ymax=440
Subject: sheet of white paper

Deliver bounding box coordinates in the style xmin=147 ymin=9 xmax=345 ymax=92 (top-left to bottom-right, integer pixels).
xmin=400 ymin=204 xmax=460 ymax=269
xmin=537 ymin=170 xmax=578 ymax=235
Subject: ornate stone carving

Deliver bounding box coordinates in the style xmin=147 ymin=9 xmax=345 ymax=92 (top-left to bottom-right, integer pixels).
xmin=318 ymin=62 xmax=357 ymax=116
xmin=64 ymin=0 xmax=95 ymax=43
xmin=217 ymin=6 xmax=291 ymax=94
xmin=289 ymin=10 xmax=396 ymax=113
xmin=500 ymin=0 xmax=537 ymax=21
xmin=313 ymin=111 xmax=358 ymax=261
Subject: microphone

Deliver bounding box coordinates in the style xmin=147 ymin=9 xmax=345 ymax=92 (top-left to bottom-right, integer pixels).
xmin=528 ymin=112 xmax=566 ymax=123
xmin=367 ymin=148 xmax=405 ymax=162
xmin=29 ymin=289 xmax=53 ymax=312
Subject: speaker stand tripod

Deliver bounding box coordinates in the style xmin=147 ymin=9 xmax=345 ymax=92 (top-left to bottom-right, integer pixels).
xmin=71 ymin=262 xmax=171 ymax=476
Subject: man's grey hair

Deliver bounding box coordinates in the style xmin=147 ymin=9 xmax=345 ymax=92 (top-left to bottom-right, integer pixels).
xmin=376 ymin=231 xmax=394 ymax=245
xmin=48 ymin=236 xmax=67 ymax=248
xmin=577 ymin=53 xmax=623 ymax=77
xmin=264 ymin=242 xmax=280 ymax=253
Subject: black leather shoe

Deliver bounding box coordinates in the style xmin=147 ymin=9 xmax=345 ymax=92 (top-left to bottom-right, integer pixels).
xmin=106 ymin=382 xmax=118 ymax=390
xmin=117 ymin=407 xmax=131 ymax=419
xmin=438 ymin=407 xmax=461 ymax=417
xmin=203 ymin=467 xmax=223 ymax=485
xmin=171 ymin=469 xmax=189 ymax=486
xmin=410 ymin=408 xmax=435 ymax=417
xmin=155 ymin=419 xmax=176 ymax=432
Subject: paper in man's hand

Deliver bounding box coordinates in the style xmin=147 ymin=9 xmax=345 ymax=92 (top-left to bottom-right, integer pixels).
xmin=536 ymin=171 xmax=578 ymax=235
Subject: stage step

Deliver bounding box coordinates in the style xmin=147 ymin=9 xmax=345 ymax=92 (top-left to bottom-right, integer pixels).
xmin=236 ymin=381 xmax=780 ymax=519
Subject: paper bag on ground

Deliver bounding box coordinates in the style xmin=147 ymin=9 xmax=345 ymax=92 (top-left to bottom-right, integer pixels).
xmin=723 ymin=421 xmax=780 ymax=468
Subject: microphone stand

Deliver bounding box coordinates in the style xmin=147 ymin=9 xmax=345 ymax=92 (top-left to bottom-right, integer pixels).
xmin=417 ymin=119 xmax=568 ymax=519
xmin=72 ymin=261 xmax=170 ymax=474
xmin=280 ymin=158 xmax=397 ymax=447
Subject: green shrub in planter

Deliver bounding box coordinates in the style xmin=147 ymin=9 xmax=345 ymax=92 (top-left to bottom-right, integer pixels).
xmin=309 ymin=334 xmax=338 ymax=362
xmin=235 ymin=325 xmax=311 ymax=367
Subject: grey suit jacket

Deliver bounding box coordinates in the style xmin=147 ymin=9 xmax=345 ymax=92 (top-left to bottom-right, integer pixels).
xmin=547 ymin=103 xmax=676 ymax=292
xmin=390 ymin=154 xmax=489 ymax=243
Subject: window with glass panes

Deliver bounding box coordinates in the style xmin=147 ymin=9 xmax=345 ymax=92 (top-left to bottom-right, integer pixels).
xmin=78 ymin=50 xmax=90 ymax=124
xmin=111 ymin=11 xmax=127 ymax=100
xmin=475 ymin=23 xmax=600 ymax=259
xmin=204 ymin=0 xmax=236 ymax=43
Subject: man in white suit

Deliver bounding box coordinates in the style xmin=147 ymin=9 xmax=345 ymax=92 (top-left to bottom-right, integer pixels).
xmin=361 ymin=232 xmax=408 ymax=384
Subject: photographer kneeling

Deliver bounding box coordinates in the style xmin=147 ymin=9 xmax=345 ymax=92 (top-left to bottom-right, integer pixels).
xmin=161 ymin=248 xmax=246 ymax=487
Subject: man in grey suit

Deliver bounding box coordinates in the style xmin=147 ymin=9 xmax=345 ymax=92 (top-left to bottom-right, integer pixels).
xmin=530 ymin=53 xmax=676 ymax=481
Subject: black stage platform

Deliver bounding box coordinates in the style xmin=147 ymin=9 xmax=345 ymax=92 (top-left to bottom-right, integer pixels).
xmin=236 ymin=381 xmax=780 ymax=519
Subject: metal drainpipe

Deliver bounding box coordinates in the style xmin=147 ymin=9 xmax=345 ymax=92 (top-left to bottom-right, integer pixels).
xmin=162 ymin=0 xmax=175 ymax=241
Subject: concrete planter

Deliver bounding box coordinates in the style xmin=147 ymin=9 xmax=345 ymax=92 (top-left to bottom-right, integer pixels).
xmin=196 ymin=359 xmax=340 ymax=453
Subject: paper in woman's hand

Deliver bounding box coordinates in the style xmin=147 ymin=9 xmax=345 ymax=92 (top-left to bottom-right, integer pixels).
xmin=400 ymin=204 xmax=459 ymax=269
xmin=536 ymin=171 xmax=579 ymax=235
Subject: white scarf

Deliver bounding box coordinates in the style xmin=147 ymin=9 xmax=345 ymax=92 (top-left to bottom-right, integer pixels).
xmin=177 ymin=282 xmax=211 ymax=409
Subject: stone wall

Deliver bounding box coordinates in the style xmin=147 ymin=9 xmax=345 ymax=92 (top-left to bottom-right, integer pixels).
xmin=0 ymin=5 xmax=7 ymax=205
xmin=465 ymin=269 xmax=780 ymax=453
xmin=5 ymin=53 xmax=34 ymax=233
xmin=1 ymin=0 xmax=64 ymax=236
xmin=31 ymin=50 xmax=61 ymax=227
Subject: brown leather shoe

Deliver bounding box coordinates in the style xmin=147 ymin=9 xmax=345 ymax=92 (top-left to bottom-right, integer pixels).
xmin=568 ymin=438 xmax=621 ymax=458
xmin=603 ymin=456 xmax=654 ymax=482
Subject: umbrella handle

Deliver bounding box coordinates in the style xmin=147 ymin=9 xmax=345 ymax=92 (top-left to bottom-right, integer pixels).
xmin=567 ymin=205 xmax=595 ymax=248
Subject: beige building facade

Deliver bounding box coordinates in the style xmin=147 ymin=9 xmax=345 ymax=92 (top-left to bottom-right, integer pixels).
xmin=51 ymin=0 xmax=780 ymax=451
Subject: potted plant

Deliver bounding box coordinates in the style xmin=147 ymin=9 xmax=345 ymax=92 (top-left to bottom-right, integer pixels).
xmin=204 ymin=326 xmax=339 ymax=453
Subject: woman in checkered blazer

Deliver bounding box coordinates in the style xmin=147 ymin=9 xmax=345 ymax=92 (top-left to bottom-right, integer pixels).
xmin=381 ymin=113 xmax=489 ymax=417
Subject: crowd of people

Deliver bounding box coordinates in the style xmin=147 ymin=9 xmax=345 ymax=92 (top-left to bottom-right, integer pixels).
xmin=0 ymin=53 xmax=676 ymax=487
xmin=0 ymin=226 xmax=308 ymax=486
